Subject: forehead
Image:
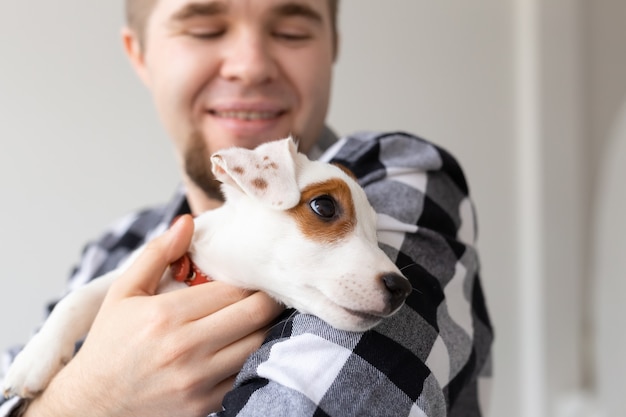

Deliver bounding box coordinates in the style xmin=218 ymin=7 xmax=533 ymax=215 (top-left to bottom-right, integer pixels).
xmin=152 ymin=0 xmax=331 ymax=24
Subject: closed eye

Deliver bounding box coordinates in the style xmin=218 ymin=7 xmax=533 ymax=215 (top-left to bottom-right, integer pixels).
xmin=188 ymin=29 xmax=225 ymax=39
xmin=272 ymin=31 xmax=312 ymax=41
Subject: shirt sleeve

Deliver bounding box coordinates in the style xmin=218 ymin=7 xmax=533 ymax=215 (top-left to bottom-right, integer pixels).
xmin=211 ymin=131 xmax=494 ymax=417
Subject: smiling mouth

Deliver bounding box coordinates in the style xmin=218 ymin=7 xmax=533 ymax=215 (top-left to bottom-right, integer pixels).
xmin=210 ymin=110 xmax=284 ymax=121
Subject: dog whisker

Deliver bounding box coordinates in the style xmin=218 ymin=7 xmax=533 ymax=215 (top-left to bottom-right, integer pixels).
xmin=399 ymin=263 xmax=417 ymax=273
xmin=266 ymin=309 xmax=299 ymax=340
xmin=281 ymin=310 xmax=299 ymax=338
xmin=397 ymin=263 xmax=424 ymax=295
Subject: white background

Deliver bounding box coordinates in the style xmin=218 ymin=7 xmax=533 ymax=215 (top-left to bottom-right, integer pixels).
xmin=1 ymin=1 xmax=625 ymax=416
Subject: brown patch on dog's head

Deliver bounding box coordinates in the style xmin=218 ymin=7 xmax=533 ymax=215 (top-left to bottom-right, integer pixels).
xmin=288 ymin=178 xmax=356 ymax=244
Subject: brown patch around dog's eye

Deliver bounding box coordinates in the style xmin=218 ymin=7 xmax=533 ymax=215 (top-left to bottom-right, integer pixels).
xmin=288 ymin=179 xmax=356 ymax=244
xmin=233 ymin=166 xmax=245 ymax=175
xmin=252 ymin=177 xmax=268 ymax=190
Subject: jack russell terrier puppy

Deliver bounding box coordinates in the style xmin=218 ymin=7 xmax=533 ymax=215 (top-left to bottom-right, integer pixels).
xmin=3 ymin=137 xmax=412 ymax=399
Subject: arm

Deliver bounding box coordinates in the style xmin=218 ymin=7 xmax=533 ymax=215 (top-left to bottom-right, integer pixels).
xmin=212 ymin=132 xmax=494 ymax=417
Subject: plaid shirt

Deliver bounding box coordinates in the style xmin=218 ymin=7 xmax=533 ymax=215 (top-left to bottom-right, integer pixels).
xmin=1 ymin=131 xmax=493 ymax=417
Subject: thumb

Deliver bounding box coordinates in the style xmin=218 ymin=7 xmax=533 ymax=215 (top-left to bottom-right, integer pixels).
xmin=107 ymin=214 xmax=195 ymax=299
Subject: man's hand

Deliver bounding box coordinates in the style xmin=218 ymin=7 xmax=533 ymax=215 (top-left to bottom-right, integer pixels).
xmin=24 ymin=215 xmax=283 ymax=417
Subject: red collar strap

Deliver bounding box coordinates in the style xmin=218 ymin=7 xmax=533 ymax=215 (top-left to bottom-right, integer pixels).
xmin=171 ymin=254 xmax=212 ymax=286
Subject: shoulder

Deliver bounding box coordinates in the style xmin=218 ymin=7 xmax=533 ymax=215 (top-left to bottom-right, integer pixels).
xmin=68 ymin=191 xmax=189 ymax=289
xmin=324 ymin=131 xmax=476 ymax=246
xmin=325 ymin=131 xmax=470 ymax=196
xmin=225 ymin=313 xmax=434 ymax=416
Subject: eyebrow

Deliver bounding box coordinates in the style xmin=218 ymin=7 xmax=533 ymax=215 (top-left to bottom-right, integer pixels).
xmin=272 ymin=2 xmax=324 ymax=25
xmin=170 ymin=1 xmax=227 ymax=22
xmin=169 ymin=1 xmax=324 ymax=25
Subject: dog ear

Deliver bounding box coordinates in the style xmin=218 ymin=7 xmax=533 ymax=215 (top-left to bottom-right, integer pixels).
xmin=210 ymin=137 xmax=302 ymax=209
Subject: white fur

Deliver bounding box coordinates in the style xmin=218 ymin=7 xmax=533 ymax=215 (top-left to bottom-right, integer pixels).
xmin=3 ymin=137 xmax=410 ymax=399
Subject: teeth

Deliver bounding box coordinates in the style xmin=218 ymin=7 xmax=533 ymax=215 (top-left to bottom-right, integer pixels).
xmin=214 ymin=111 xmax=278 ymax=120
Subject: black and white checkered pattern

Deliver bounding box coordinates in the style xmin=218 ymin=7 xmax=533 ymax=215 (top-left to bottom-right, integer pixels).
xmin=0 ymin=131 xmax=493 ymax=417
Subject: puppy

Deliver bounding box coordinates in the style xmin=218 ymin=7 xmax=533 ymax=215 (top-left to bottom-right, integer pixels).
xmin=2 ymin=137 xmax=411 ymax=399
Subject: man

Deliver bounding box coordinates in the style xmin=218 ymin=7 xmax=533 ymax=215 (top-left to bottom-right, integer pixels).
xmin=0 ymin=0 xmax=493 ymax=416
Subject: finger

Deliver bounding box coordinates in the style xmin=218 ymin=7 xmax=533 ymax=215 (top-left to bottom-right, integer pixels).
xmin=190 ymin=292 xmax=284 ymax=348
xmin=157 ymin=281 xmax=255 ymax=322
xmin=204 ymin=375 xmax=237 ymax=414
xmin=206 ymin=327 xmax=270 ymax=382
xmin=111 ymin=215 xmax=195 ymax=298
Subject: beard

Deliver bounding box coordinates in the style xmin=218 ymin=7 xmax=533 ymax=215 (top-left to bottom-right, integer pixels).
xmin=183 ymin=130 xmax=224 ymax=202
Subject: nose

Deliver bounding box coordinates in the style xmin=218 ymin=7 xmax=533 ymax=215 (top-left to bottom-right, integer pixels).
xmin=381 ymin=273 xmax=412 ymax=312
xmin=220 ymin=31 xmax=277 ymax=86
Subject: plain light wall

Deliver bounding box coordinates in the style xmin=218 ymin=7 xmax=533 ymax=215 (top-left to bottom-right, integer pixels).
xmin=0 ymin=3 xmax=179 ymax=346
xmin=586 ymin=1 xmax=626 ymax=416
xmin=592 ymin=101 xmax=626 ymax=417
xmin=3 ymin=1 xmax=624 ymax=416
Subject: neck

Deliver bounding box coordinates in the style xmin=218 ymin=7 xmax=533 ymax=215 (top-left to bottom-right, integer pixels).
xmin=183 ymin=177 xmax=224 ymax=214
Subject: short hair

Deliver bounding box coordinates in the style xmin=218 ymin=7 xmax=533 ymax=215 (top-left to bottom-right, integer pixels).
xmin=125 ymin=0 xmax=340 ymax=49
xmin=125 ymin=0 xmax=157 ymax=47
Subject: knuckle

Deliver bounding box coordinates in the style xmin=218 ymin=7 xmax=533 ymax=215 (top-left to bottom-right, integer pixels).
xmin=141 ymin=300 xmax=174 ymax=332
xmin=242 ymin=293 xmax=281 ymax=327
xmin=141 ymin=238 xmax=166 ymax=260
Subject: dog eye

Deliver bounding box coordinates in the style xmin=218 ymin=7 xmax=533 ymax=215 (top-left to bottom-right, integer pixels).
xmin=309 ymin=196 xmax=336 ymax=219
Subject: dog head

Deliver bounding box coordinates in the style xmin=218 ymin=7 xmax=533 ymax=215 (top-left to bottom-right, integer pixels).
xmin=197 ymin=137 xmax=412 ymax=332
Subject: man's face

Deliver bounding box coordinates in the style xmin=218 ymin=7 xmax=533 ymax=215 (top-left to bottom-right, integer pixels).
xmin=126 ymin=0 xmax=335 ymax=198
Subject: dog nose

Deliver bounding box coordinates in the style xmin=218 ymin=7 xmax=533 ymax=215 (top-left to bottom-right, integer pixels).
xmin=381 ymin=273 xmax=412 ymax=311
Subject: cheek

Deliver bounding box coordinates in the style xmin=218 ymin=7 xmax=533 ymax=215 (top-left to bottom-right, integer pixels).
xmin=148 ymin=44 xmax=218 ymax=125
xmin=294 ymin=50 xmax=332 ymax=104
xmin=283 ymin=49 xmax=334 ymax=138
